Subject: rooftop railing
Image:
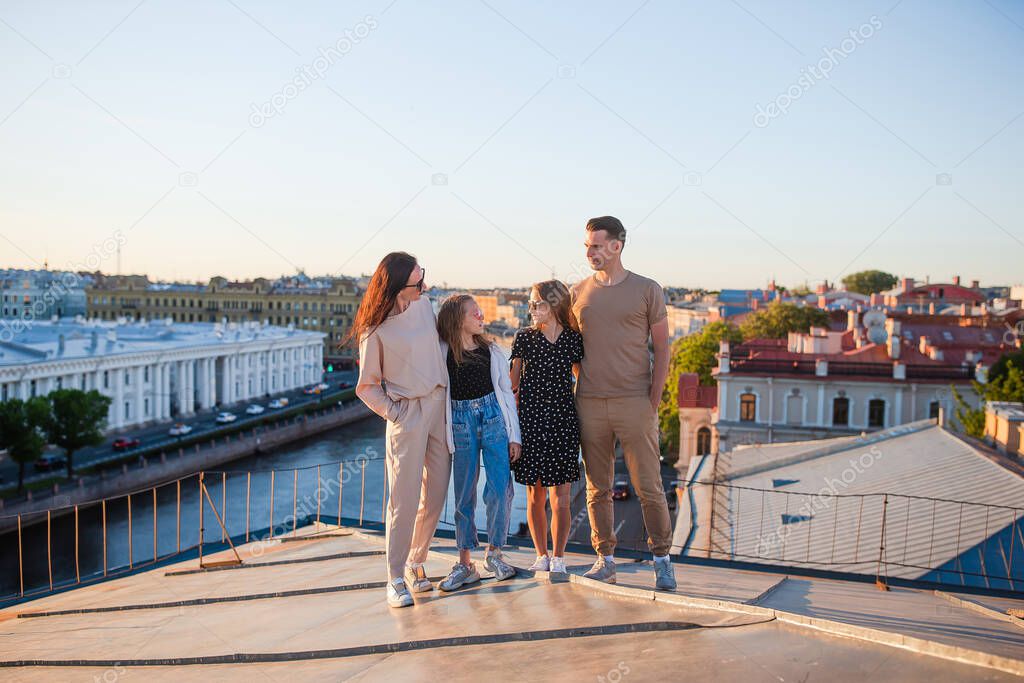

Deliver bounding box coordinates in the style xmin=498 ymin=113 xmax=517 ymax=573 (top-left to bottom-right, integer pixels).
xmin=2 ymin=456 xmax=1021 ymax=605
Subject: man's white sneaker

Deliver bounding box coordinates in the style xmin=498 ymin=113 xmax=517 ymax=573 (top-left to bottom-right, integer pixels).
xmin=528 ymin=555 xmax=551 ymax=571
xmin=549 ymin=556 xmax=567 ymax=574
xmin=583 ymin=556 xmax=616 ymax=583
xmin=386 ymin=577 xmax=414 ymax=608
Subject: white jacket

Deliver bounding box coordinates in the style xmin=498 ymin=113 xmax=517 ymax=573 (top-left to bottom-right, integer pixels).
xmin=439 ymin=340 xmax=522 ymax=454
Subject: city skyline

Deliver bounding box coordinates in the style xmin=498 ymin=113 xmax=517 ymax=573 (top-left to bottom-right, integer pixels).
xmin=1 ymin=1 xmax=1022 ymax=289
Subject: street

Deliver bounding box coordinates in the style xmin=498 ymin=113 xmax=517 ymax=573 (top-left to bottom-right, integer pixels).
xmin=0 ymin=370 xmax=358 ymax=488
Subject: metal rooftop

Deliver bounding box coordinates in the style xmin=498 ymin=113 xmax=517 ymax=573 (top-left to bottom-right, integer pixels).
xmin=0 ymin=523 xmax=1021 ymax=680
xmin=0 ymin=318 xmax=324 ymax=367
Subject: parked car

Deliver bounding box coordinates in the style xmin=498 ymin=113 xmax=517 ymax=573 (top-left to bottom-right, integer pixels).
xmin=215 ymin=412 xmax=237 ymax=424
xmin=303 ymin=386 xmax=319 ymax=395
xmin=112 ymin=437 xmax=141 ymax=451
xmin=316 ymin=382 xmax=330 ymax=391
xmin=169 ymin=423 xmax=193 ymax=436
xmin=33 ymin=454 xmax=67 ymax=472
xmin=612 ymin=481 xmax=631 ymax=501
xmin=268 ymin=398 xmax=289 ymax=409
xmin=338 ymin=381 xmax=352 ymax=389
xmin=245 ymin=404 xmax=265 ymax=415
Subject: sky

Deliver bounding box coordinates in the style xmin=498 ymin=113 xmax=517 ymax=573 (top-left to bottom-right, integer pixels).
xmin=0 ymin=0 xmax=1021 ymax=291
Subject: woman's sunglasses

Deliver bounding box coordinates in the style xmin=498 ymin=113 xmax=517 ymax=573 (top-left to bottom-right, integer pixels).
xmin=527 ymin=300 xmax=549 ymax=310
xmin=403 ymin=268 xmax=426 ymax=292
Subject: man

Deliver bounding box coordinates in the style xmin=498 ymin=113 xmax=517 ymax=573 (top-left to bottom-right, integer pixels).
xmin=570 ymin=216 xmax=676 ymax=590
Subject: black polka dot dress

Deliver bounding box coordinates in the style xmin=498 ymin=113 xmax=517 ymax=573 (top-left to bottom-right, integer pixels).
xmin=510 ymin=327 xmax=584 ymax=487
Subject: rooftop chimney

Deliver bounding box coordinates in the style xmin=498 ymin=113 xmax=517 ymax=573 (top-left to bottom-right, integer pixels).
xmin=901 ymin=277 xmax=914 ymax=293
xmin=952 ymin=275 xmax=961 ymax=286
xmin=847 ymin=309 xmax=859 ymax=331
xmin=970 ymin=279 xmax=980 ymax=289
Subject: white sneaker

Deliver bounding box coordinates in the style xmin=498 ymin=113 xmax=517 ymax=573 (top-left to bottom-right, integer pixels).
xmin=550 ymin=556 xmax=567 ymax=574
xmin=386 ymin=577 xmax=414 ymax=608
xmin=404 ymin=564 xmax=433 ymax=593
xmin=528 ymin=555 xmax=550 ymax=571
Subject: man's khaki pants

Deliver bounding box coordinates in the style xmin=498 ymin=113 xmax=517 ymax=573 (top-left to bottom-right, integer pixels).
xmin=577 ymin=394 xmax=672 ymax=557
xmin=384 ymin=386 xmax=451 ymax=581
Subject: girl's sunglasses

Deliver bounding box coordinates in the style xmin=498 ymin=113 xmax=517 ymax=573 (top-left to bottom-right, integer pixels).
xmin=528 ymin=300 xmax=549 ymax=310
xmin=403 ymin=268 xmax=426 ymax=292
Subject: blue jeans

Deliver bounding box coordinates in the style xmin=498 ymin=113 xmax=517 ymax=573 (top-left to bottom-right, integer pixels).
xmin=451 ymin=391 xmax=513 ymax=550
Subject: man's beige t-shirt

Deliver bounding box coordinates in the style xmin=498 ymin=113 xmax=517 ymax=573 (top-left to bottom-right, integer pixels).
xmin=570 ymin=271 xmax=667 ymax=398
xmin=357 ymin=296 xmax=447 ymax=421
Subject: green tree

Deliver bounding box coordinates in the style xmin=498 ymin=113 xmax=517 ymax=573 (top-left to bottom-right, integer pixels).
xmin=659 ymin=321 xmax=742 ymax=454
xmin=0 ymin=397 xmax=51 ymax=494
xmin=739 ymin=301 xmax=830 ymax=339
xmin=988 ymin=350 xmax=1024 ymax=386
xmin=43 ymin=389 xmax=111 ymax=479
xmin=841 ymin=269 xmax=897 ymax=295
xmin=951 ymin=360 xmax=1024 ymax=438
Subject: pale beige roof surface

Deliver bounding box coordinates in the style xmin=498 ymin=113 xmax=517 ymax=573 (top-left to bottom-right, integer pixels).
xmin=0 ymin=523 xmax=1021 ymax=681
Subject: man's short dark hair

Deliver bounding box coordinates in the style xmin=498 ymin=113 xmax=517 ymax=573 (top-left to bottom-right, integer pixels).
xmin=586 ymin=216 xmax=626 ymax=244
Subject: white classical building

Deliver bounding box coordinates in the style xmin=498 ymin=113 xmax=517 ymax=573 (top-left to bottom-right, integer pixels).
xmin=0 ymin=316 xmax=325 ymax=431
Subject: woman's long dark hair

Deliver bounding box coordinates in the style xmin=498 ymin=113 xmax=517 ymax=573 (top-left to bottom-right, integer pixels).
xmin=342 ymin=252 xmax=417 ymax=348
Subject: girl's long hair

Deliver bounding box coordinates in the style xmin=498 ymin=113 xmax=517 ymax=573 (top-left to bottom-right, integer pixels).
xmin=436 ymin=294 xmax=491 ymax=364
xmin=532 ymin=280 xmax=578 ymax=332
xmin=342 ymin=252 xmax=417 ymax=348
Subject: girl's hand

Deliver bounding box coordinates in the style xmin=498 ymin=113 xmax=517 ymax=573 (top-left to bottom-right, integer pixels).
xmin=509 ymin=442 xmax=522 ymax=463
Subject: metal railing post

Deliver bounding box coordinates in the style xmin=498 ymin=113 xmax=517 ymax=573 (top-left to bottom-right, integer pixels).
xmin=198 ymin=472 xmax=205 ymax=566
xmin=316 ymin=464 xmax=321 ymax=525
xmin=292 ymin=468 xmax=297 ymax=535
xmin=245 ymin=471 xmax=251 ymax=543
xmin=153 ymin=487 xmax=158 ymax=562
xmin=359 ymin=459 xmax=366 ymax=526
xmin=17 ymin=514 xmax=23 ymax=597
xmin=176 ymin=479 xmax=181 ymax=554
xmin=221 ymin=472 xmax=227 ymax=543
xmin=47 ymin=509 xmax=53 ymax=592
xmin=269 ymin=470 xmax=275 ymax=539
xmin=102 ymin=499 xmax=107 ymax=576
xmin=74 ymin=504 xmax=81 ymax=584
xmin=127 ymin=494 xmax=133 ymax=569
xmin=875 ymin=494 xmax=890 ymax=591
xmin=337 ymin=461 xmax=343 ymax=528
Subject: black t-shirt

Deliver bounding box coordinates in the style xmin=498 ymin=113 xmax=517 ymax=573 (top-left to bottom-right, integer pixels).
xmin=446 ymin=345 xmax=492 ymax=400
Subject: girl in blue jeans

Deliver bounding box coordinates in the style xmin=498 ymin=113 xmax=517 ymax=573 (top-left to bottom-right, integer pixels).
xmin=436 ymin=294 xmax=522 ymax=590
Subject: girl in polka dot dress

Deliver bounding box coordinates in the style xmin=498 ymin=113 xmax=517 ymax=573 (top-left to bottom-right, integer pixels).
xmin=510 ymin=280 xmax=584 ymax=574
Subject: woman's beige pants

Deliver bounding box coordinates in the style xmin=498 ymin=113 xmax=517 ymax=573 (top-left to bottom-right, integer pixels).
xmin=384 ymin=385 xmax=451 ymax=581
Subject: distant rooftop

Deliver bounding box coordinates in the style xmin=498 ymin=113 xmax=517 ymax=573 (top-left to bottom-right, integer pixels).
xmin=0 ymin=317 xmax=324 ymax=367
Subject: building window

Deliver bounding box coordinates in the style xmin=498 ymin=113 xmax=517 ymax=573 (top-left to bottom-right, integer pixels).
xmin=144 ymin=398 xmax=150 ymax=416
xmin=103 ymin=371 xmax=109 ymax=389
xmin=1 ymin=384 xmax=7 ymax=401
xmin=56 ymin=377 xmax=63 ymax=390
xmin=868 ymin=399 xmax=885 ymax=428
xmin=739 ymin=393 xmax=756 ymax=422
xmin=697 ymin=427 xmax=712 ymax=456
xmin=30 ymin=379 xmax=37 ymax=397
xmin=144 ymin=366 xmax=150 ymax=382
xmin=832 ymin=397 xmax=850 ymax=426
xmin=929 ymin=401 xmax=940 ymax=419
xmin=124 ymin=401 xmax=131 ymax=420
xmin=125 ymin=369 xmax=130 ymax=385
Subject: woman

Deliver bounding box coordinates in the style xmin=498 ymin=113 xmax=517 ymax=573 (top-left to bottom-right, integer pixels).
xmin=435 ymin=294 xmax=521 ymax=590
xmin=350 ymin=252 xmax=449 ymax=608
xmin=510 ymin=280 xmax=584 ymax=574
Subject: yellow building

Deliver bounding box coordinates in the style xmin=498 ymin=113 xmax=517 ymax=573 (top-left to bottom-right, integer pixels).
xmin=86 ymin=274 xmax=362 ymax=365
